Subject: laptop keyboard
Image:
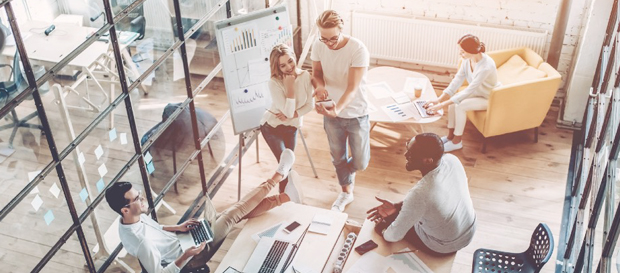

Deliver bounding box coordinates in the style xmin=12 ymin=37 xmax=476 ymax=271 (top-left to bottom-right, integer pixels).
xmin=190 ymin=219 xmax=213 ymax=245
xmin=258 ymin=240 xmax=289 ymax=273
xmin=414 ymin=100 xmax=432 ymax=118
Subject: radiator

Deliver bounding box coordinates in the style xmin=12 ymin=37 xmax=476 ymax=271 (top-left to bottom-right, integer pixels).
xmin=351 ymin=12 xmax=549 ymax=68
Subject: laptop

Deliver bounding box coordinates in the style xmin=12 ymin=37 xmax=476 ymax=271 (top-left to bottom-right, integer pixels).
xmin=178 ymin=219 xmax=214 ymax=251
xmin=243 ymin=226 xmax=309 ymax=273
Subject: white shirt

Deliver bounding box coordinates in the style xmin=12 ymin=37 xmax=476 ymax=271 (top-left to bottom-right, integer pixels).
xmin=311 ymin=37 xmax=370 ymax=118
xmin=383 ymin=154 xmax=477 ymax=253
xmin=260 ymin=70 xmax=314 ymax=128
xmin=118 ymin=214 xmax=185 ymax=273
xmin=443 ymin=53 xmax=500 ymax=104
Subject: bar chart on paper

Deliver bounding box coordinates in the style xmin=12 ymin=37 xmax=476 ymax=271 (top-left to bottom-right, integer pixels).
xmin=223 ymin=23 xmax=259 ymax=55
xmin=260 ymin=25 xmax=293 ymax=55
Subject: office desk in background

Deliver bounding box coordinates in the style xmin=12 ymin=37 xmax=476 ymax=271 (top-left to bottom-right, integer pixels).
xmin=214 ymin=203 xmax=348 ymax=273
xmin=342 ymin=219 xmax=455 ymax=273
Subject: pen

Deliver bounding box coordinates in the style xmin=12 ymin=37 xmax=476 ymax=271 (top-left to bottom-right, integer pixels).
xmin=392 ymin=249 xmax=417 ymax=255
xmin=265 ymin=108 xmax=277 ymax=114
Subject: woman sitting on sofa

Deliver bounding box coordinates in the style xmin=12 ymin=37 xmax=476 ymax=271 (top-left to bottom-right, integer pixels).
xmin=424 ymin=34 xmax=501 ymax=152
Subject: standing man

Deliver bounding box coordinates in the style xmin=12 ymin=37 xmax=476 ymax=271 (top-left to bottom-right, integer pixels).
xmin=312 ymin=10 xmax=371 ymax=212
xmin=367 ymin=133 xmax=476 ymax=254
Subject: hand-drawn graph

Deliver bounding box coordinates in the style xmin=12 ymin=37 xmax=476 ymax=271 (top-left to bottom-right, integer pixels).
xmin=229 ymin=83 xmax=268 ymax=114
xmin=260 ymin=25 xmax=293 ymax=56
xmin=223 ymin=23 xmax=259 ymax=55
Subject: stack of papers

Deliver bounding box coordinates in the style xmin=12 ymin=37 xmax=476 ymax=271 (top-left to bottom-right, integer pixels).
xmin=348 ymin=248 xmax=432 ymax=273
xmin=309 ymin=214 xmax=332 ymax=235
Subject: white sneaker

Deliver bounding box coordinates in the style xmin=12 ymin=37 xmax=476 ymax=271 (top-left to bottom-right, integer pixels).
xmin=444 ymin=140 xmax=463 ymax=152
xmin=284 ymin=170 xmax=304 ymax=204
xmin=331 ymin=192 xmax=354 ymax=212
xmin=276 ymin=149 xmax=295 ymax=179
xmin=440 ymin=136 xmax=450 ymax=143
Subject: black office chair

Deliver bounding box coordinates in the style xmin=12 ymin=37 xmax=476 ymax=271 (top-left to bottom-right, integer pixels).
xmin=472 ymin=223 xmax=554 ymax=273
xmin=0 ymin=52 xmax=46 ymax=148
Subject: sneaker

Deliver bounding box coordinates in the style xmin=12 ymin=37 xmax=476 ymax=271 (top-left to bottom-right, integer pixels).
xmin=440 ymin=136 xmax=450 ymax=143
xmin=276 ymin=149 xmax=295 ymax=179
xmin=444 ymin=140 xmax=463 ymax=152
xmin=284 ymin=170 xmax=304 ymax=204
xmin=331 ymin=192 xmax=354 ymax=212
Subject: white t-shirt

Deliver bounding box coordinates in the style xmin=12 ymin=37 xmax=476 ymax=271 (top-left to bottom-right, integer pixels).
xmin=383 ymin=154 xmax=477 ymax=253
xmin=311 ymin=37 xmax=370 ymax=118
xmin=118 ymin=214 xmax=185 ymax=273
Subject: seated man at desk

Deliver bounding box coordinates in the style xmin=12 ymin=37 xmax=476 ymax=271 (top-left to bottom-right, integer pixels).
xmin=367 ymin=133 xmax=476 ymax=255
xmin=104 ymin=149 xmax=303 ymax=273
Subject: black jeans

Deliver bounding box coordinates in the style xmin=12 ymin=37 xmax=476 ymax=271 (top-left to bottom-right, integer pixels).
xmin=260 ymin=123 xmax=298 ymax=192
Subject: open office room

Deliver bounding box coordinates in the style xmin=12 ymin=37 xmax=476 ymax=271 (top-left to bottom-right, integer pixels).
xmin=0 ymin=0 xmax=616 ymax=272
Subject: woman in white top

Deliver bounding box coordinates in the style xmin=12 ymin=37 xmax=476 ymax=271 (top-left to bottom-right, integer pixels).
xmin=260 ymin=44 xmax=314 ymax=192
xmin=425 ymin=34 xmax=500 ymax=152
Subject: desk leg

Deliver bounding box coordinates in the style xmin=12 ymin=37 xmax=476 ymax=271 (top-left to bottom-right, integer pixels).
xmin=121 ymin=49 xmax=148 ymax=95
xmin=370 ymin=122 xmax=377 ymax=133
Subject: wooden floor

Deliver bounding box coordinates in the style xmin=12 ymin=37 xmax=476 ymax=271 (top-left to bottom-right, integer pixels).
xmin=0 ymin=57 xmax=572 ymax=272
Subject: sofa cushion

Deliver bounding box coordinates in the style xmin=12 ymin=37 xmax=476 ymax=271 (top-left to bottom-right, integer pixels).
xmin=496 ymin=55 xmax=547 ymax=85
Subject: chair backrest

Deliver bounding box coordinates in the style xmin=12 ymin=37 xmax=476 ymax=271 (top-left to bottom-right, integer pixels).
xmin=526 ymin=223 xmax=554 ymax=270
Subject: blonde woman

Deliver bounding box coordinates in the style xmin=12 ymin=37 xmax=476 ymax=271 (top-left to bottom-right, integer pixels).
xmin=260 ymin=43 xmax=314 ymax=195
xmin=311 ymin=10 xmax=371 ymax=212
xmin=424 ymin=34 xmax=500 ymax=152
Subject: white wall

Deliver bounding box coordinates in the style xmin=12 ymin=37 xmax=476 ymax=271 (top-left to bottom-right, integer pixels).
xmin=298 ymin=0 xmax=589 ymax=97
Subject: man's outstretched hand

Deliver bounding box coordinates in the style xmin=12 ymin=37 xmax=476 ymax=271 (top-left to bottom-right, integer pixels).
xmin=366 ymin=196 xmax=397 ymax=223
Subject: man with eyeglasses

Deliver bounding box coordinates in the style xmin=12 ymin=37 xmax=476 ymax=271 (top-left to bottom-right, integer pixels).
xmin=366 ymin=133 xmax=476 ymax=255
xmin=105 ymin=149 xmax=302 ymax=273
xmin=311 ymin=9 xmax=371 ymax=212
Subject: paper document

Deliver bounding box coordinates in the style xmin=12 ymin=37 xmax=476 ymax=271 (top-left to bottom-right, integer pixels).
xmin=365 ymin=82 xmax=394 ymax=99
xmin=391 ymin=92 xmax=411 ymax=104
xmin=248 ymin=58 xmax=271 ymax=86
xmin=382 ymin=103 xmax=418 ymax=122
xmin=403 ymin=77 xmax=427 ymax=95
xmin=385 ymin=248 xmax=432 ymax=273
xmin=347 ymin=251 xmax=389 ymax=273
xmin=309 ymin=214 xmax=332 ymax=235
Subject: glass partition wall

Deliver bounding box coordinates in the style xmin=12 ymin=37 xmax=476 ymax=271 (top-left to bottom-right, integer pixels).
xmin=0 ymin=0 xmax=236 ymax=271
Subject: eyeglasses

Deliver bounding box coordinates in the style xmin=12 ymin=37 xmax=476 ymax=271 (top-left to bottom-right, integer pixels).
xmin=124 ymin=190 xmax=143 ymax=208
xmin=319 ymin=32 xmax=341 ymax=45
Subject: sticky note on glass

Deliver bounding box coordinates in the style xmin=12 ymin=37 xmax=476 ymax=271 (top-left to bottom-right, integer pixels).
xmin=28 ymin=170 xmax=42 ymax=182
xmin=96 ymin=179 xmax=105 ymax=193
xmin=49 ymin=183 xmax=61 ymax=199
xmin=79 ymin=188 xmax=89 ymax=202
xmin=44 ymin=210 xmax=54 ymax=225
xmin=147 ymin=161 xmax=155 ymax=174
xmin=109 ymin=128 xmax=117 ymax=142
xmin=98 ymin=164 xmax=108 ymax=177
xmin=31 ymin=194 xmax=43 ymax=212
xmin=144 ymin=152 xmax=153 ymax=164
xmin=78 ymin=152 xmax=86 ymax=165
xmin=95 ymin=145 xmax=104 ymax=160
xmin=30 ymin=186 xmax=39 ymax=195
xmin=120 ymin=133 xmax=128 ymax=145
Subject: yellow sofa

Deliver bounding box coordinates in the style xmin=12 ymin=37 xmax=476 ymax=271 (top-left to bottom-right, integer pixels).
xmin=462 ymin=47 xmax=562 ymax=152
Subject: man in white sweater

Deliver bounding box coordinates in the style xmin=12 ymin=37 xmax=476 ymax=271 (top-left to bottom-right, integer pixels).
xmin=367 ymin=133 xmax=476 ymax=254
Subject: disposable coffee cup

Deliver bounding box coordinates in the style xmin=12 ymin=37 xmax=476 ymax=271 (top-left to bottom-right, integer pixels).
xmin=414 ymin=83 xmax=423 ymax=98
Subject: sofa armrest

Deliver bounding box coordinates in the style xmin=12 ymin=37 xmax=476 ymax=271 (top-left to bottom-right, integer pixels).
xmin=483 ymin=75 xmax=561 ymax=137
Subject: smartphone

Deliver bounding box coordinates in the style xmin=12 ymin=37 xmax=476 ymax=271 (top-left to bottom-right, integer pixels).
xmin=355 ymin=239 xmax=378 ymax=255
xmin=316 ymin=99 xmax=335 ymax=109
xmin=284 ymin=221 xmax=301 ymax=233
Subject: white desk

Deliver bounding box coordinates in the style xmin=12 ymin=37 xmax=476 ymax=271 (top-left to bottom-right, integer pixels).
xmin=342 ymin=219 xmax=455 ymax=273
xmin=2 ymin=21 xmax=145 ymax=124
xmin=366 ymin=66 xmax=442 ymax=134
xmin=215 ymin=203 xmax=348 ymax=273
